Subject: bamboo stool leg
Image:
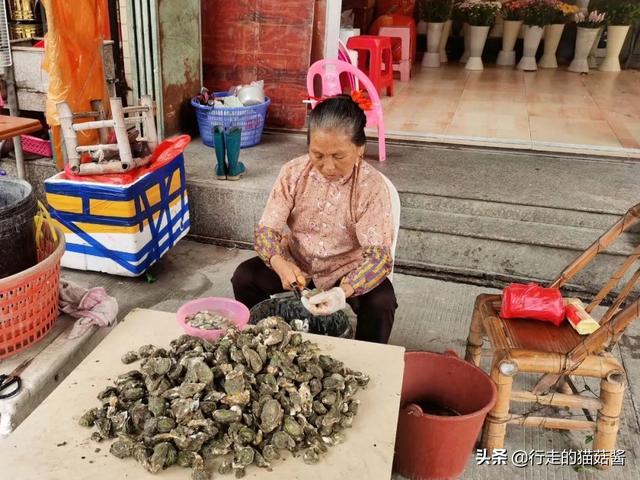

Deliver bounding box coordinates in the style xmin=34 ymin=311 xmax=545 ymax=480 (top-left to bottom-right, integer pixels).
xmin=482 ymin=355 xmax=516 ymax=450
xmin=140 ymin=95 xmax=158 ymax=150
xmin=90 ymin=99 xmax=109 ymax=145
xmin=593 ymin=371 xmax=626 ymax=468
xmin=109 ymin=97 xmax=134 ymax=169
xmin=56 ymin=101 xmax=80 ymax=172
xmin=465 ymin=299 xmax=485 ymax=367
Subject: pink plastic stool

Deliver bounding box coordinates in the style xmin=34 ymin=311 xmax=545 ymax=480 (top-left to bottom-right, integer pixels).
xmin=369 ymin=14 xmax=417 ymax=65
xmin=379 ymin=26 xmax=411 ymax=81
xmin=306 ymin=59 xmax=387 ymax=161
xmin=346 ymin=35 xmax=394 ymax=97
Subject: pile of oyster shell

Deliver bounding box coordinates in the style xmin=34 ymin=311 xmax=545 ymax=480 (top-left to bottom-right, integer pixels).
xmin=79 ymin=316 xmax=369 ymax=479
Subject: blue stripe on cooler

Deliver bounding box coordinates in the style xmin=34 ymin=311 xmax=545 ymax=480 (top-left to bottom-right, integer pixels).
xmin=64 ymin=220 xmax=191 ymax=275
xmin=61 ymin=205 xmax=190 ymax=274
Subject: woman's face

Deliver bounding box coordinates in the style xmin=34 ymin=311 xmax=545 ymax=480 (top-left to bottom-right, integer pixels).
xmin=309 ymin=128 xmax=365 ymax=181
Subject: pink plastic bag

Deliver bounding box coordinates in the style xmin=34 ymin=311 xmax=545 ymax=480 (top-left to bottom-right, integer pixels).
xmin=500 ymin=283 xmax=565 ymax=326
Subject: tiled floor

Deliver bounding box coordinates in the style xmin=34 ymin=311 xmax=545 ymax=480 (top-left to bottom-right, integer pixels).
xmin=379 ymin=64 xmax=640 ymax=158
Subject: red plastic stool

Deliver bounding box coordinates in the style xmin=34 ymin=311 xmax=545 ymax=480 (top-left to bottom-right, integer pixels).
xmin=346 ymin=35 xmax=394 ymax=97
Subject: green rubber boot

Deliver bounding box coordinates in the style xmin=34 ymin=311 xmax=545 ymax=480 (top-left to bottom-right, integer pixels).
xmin=213 ymin=125 xmax=227 ymax=180
xmin=224 ymin=126 xmax=246 ymax=180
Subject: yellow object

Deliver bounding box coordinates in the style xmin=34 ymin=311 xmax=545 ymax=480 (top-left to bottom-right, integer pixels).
xmin=34 ymin=200 xmax=58 ymax=249
xmin=41 ymin=0 xmax=110 ymax=170
xmin=46 ymin=193 xmax=83 ymax=214
xmin=564 ymin=298 xmax=601 ymax=335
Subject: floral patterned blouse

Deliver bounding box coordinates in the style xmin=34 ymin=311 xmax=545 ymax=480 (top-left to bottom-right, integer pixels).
xmin=254 ymin=155 xmax=394 ymax=295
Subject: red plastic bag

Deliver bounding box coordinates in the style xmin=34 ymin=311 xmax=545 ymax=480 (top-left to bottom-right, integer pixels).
xmin=500 ymin=283 xmax=565 ymax=326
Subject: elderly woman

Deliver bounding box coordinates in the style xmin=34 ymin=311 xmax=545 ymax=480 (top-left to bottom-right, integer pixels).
xmin=231 ymin=95 xmax=397 ymax=344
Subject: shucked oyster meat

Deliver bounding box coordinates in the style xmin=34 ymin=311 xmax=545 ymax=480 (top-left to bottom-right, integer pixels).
xmin=79 ymin=316 xmax=368 ymax=478
xmin=185 ymin=310 xmax=235 ymax=330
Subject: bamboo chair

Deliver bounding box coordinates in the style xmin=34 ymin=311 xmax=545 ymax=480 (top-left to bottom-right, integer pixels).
xmin=57 ymin=96 xmax=157 ymax=175
xmin=465 ymin=203 xmax=640 ymax=463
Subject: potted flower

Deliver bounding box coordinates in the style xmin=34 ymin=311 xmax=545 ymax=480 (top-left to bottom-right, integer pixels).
xmin=497 ymin=0 xmax=530 ymax=66
xmin=518 ymin=0 xmax=556 ymax=71
xmin=539 ymin=1 xmax=580 ymax=68
xmin=569 ymin=9 xmax=607 ymax=72
xmin=598 ymin=1 xmax=640 ymax=71
xmin=455 ymin=0 xmax=503 ymax=70
xmin=420 ymin=0 xmax=454 ymax=67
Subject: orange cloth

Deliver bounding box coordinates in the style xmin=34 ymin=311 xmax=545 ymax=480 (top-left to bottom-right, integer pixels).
xmin=41 ymin=0 xmax=111 ymax=169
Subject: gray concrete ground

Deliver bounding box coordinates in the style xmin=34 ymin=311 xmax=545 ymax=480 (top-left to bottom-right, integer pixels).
xmin=57 ymin=240 xmax=640 ymax=480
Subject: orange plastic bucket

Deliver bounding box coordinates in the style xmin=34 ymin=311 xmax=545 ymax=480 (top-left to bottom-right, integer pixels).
xmin=394 ymin=351 xmax=497 ymax=480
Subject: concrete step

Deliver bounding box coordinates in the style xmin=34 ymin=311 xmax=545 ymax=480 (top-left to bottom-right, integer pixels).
xmin=397 ymin=228 xmax=628 ymax=293
xmin=186 ymin=185 xmax=636 ymax=293
xmin=400 ymin=207 xmax=637 ymax=256
xmin=180 ymin=135 xmax=639 ymax=292
xmin=400 ymin=193 xmax=628 ymax=231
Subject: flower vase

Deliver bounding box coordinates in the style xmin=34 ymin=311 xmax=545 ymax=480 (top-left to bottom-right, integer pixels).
xmin=539 ymin=24 xmax=565 ymax=69
xmin=423 ymin=22 xmax=444 ymax=67
xmin=497 ymin=20 xmax=523 ymax=66
xmin=518 ymin=25 xmax=544 ymax=71
xmin=461 ymin=23 xmax=470 ymax=63
xmin=599 ymin=25 xmax=631 ymax=72
xmin=465 ymin=25 xmax=490 ymax=71
xmin=439 ymin=19 xmax=453 ymax=63
xmin=569 ymin=27 xmax=600 ymax=73
xmin=588 ymin=27 xmax=603 ymax=68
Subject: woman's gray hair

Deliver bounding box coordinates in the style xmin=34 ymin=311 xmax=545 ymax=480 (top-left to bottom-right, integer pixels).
xmin=308 ymin=95 xmax=367 ymax=146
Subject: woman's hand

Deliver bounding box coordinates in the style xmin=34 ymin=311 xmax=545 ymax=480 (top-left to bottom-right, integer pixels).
xmin=271 ymin=255 xmax=307 ymax=291
xmin=302 ymin=287 xmax=347 ymax=316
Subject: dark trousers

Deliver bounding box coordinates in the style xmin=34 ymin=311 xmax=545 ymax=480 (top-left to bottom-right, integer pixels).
xmin=231 ymin=256 xmax=397 ymax=344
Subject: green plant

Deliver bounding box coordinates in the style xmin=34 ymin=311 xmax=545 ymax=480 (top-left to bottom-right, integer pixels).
xmin=420 ymin=0 xmax=454 ymax=22
xmin=454 ymin=0 xmax=503 ymax=26
xmin=594 ymin=0 xmax=640 ymax=25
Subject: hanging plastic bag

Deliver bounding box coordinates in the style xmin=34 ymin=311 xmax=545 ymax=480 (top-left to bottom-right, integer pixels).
xmin=500 ymin=283 xmax=566 ymax=326
xmin=41 ymin=0 xmax=111 ymax=169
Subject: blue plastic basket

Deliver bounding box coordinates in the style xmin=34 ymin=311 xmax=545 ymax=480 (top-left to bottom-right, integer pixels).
xmin=192 ymin=93 xmax=271 ymax=148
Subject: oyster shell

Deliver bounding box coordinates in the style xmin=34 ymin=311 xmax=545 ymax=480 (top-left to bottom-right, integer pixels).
xmin=260 ymin=399 xmax=283 ymax=433
xmin=80 ymin=317 xmax=367 ymax=477
xmin=121 ymin=351 xmax=140 ymax=364
xmin=110 ymin=438 xmax=135 ymax=458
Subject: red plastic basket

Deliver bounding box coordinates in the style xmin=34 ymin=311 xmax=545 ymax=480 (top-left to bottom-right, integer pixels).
xmin=20 ymin=135 xmax=53 ymax=158
xmin=0 ymin=223 xmax=65 ymax=359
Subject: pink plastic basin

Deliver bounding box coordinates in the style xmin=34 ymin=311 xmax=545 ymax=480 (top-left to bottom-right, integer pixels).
xmin=176 ymin=297 xmax=250 ymax=342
